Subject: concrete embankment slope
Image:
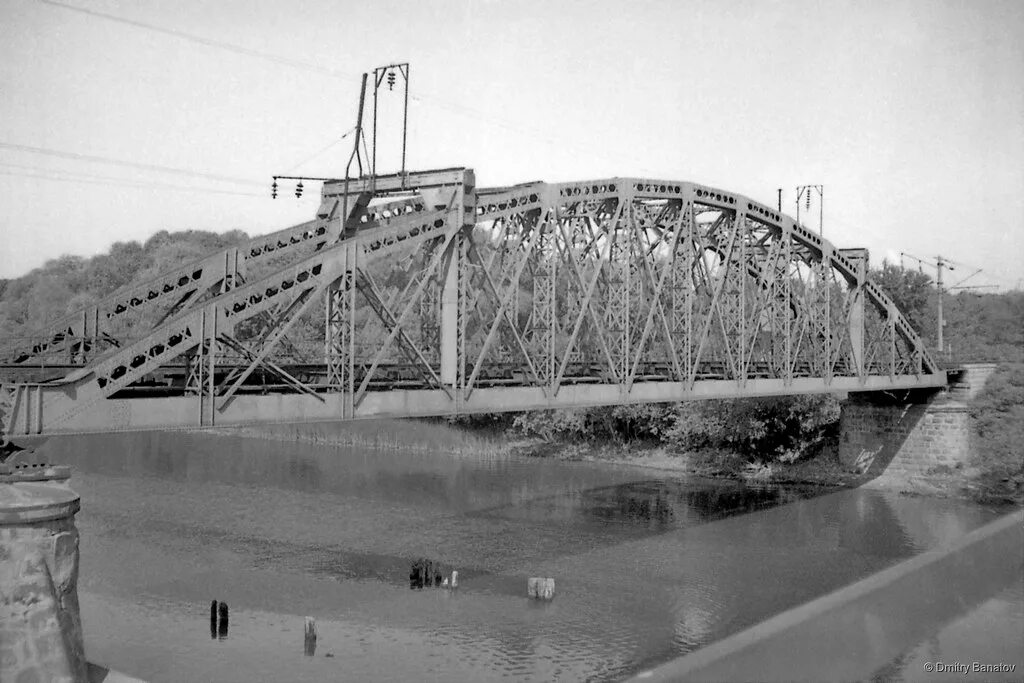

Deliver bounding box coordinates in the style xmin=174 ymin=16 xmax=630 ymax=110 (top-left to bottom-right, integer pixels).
xmin=630 ymin=507 xmax=1023 ymax=682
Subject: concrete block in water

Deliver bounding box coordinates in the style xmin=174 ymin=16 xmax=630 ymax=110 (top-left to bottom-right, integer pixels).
xmin=527 ymin=577 xmax=555 ymax=600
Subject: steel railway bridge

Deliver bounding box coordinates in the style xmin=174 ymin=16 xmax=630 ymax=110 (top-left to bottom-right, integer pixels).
xmin=0 ymin=167 xmax=945 ymax=446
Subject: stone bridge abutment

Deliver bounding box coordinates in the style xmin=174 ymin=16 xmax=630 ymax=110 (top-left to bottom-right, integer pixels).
xmin=838 ymin=364 xmax=997 ymax=484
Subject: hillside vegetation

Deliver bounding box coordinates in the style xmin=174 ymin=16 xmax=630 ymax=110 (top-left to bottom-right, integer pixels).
xmin=0 ymin=230 xmax=247 ymax=347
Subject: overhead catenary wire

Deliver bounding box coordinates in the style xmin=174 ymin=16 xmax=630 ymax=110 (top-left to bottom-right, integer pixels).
xmin=283 ymin=127 xmax=356 ymax=173
xmin=36 ymin=0 xmax=659 ymax=177
xmin=0 ymin=168 xmax=264 ymax=198
xmin=0 ymin=142 xmax=263 ymax=187
xmin=37 ymin=0 xmax=361 ymax=83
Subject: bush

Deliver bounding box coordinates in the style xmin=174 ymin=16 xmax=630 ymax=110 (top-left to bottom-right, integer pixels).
xmin=663 ymin=394 xmax=840 ymax=463
xmin=512 ymin=409 xmax=589 ymax=442
xmin=509 ymin=403 xmax=677 ymax=443
xmin=499 ymin=395 xmax=841 ymax=464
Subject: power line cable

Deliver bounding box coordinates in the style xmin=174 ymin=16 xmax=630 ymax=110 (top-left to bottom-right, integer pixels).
xmin=0 ymin=169 xmax=264 ymax=197
xmin=0 ymin=142 xmax=262 ymax=186
xmin=283 ymin=127 xmax=355 ymax=173
xmin=37 ymin=0 xmax=659 ymax=176
xmin=37 ymin=0 xmax=361 ymax=83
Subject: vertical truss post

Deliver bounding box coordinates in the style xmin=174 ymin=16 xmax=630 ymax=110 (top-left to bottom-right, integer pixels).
xmin=440 ymin=169 xmax=474 ymax=404
xmin=780 ymin=232 xmax=793 ymax=386
xmin=561 ymin=213 xmax=582 ymax=366
xmin=188 ymin=310 xmax=212 ymax=425
xmin=440 ymin=229 xmax=470 ymax=403
xmin=531 ymin=208 xmax=557 ymax=389
xmin=203 ymin=307 xmax=218 ymax=426
xmin=440 ymin=237 xmax=460 ymax=387
xmin=626 ymin=204 xmax=645 ymax=386
xmin=572 ymin=212 xmax=592 ymax=364
xmin=671 ymin=198 xmax=695 ymax=383
xmin=605 ymin=204 xmax=629 ymax=384
xmin=457 ymin=231 xmax=468 ymax=403
xmin=736 ymin=212 xmax=748 ymax=384
xmin=821 ymin=250 xmax=832 ymax=384
xmin=325 ymin=245 xmax=356 ymax=418
xmin=846 ymin=251 xmax=867 ymax=381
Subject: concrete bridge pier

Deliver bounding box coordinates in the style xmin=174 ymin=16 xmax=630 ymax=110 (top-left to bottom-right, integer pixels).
xmin=838 ymin=364 xmax=997 ymax=484
xmin=0 ymin=464 xmax=87 ymax=683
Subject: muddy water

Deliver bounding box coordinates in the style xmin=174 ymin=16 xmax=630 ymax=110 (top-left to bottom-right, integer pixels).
xmin=31 ymin=431 xmax=1004 ymax=682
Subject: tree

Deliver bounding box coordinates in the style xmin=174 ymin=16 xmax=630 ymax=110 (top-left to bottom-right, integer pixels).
xmin=870 ymin=261 xmax=935 ymax=340
xmin=943 ymin=291 xmax=1024 ymax=362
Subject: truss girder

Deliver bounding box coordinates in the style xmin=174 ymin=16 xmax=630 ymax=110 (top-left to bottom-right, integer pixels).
xmin=0 ymin=169 xmax=944 ymax=442
xmin=0 ymin=190 xmax=440 ymax=368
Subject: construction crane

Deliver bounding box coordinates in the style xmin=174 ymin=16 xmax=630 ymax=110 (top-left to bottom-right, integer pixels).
xmin=899 ymin=252 xmax=996 ymax=352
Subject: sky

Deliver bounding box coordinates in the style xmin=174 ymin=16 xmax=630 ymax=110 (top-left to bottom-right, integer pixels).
xmin=1 ymin=0 xmax=1022 ymax=289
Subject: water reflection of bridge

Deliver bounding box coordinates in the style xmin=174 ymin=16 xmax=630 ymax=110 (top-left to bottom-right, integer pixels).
xmin=1 ymin=168 xmax=945 ymax=445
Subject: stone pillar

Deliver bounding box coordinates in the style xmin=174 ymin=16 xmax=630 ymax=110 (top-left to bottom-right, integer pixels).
xmin=838 ymin=391 xmax=971 ymax=483
xmin=0 ymin=463 xmax=86 ymax=683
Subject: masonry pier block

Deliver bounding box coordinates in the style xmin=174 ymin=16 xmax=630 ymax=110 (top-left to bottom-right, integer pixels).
xmin=839 ymin=390 xmax=968 ymax=482
xmin=839 ymin=364 xmax=997 ymax=483
xmin=0 ymin=463 xmax=86 ymax=683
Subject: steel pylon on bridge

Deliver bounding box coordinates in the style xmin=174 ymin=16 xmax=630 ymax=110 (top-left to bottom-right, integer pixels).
xmin=0 ymin=167 xmax=943 ymax=444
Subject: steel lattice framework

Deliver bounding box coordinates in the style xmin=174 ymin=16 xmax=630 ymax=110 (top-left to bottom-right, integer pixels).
xmin=0 ymin=167 xmax=944 ymax=444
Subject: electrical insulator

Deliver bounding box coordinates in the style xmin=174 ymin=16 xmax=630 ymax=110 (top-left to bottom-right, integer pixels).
xmin=295 ymin=180 xmax=304 ymax=198
xmin=805 ymin=189 xmax=811 ymax=210
xmin=271 ymin=180 xmax=278 ymax=199
xmin=387 ymin=70 xmax=396 ymax=90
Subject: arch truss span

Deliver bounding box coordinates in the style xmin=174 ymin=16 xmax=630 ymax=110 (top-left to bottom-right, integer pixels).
xmin=0 ymin=167 xmax=943 ymax=442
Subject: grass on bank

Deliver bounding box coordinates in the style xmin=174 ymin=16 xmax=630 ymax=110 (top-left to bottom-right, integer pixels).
xmin=969 ymin=363 xmax=1024 ymax=503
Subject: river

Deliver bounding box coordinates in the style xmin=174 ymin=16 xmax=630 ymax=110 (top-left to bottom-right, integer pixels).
xmin=30 ymin=429 xmax=1009 ymax=682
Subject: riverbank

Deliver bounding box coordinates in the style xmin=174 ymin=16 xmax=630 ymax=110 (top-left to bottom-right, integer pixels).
xmin=516 ymin=434 xmax=1021 ymax=504
xmin=225 ymin=409 xmax=1024 ymax=506
xmin=207 ymin=419 xmax=1003 ymax=503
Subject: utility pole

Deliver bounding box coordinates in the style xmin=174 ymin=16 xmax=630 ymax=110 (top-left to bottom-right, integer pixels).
xmin=901 ymin=252 xmax=950 ymax=352
xmin=935 ymin=255 xmax=946 ymax=352
xmin=899 ymin=253 xmax=992 ymax=354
